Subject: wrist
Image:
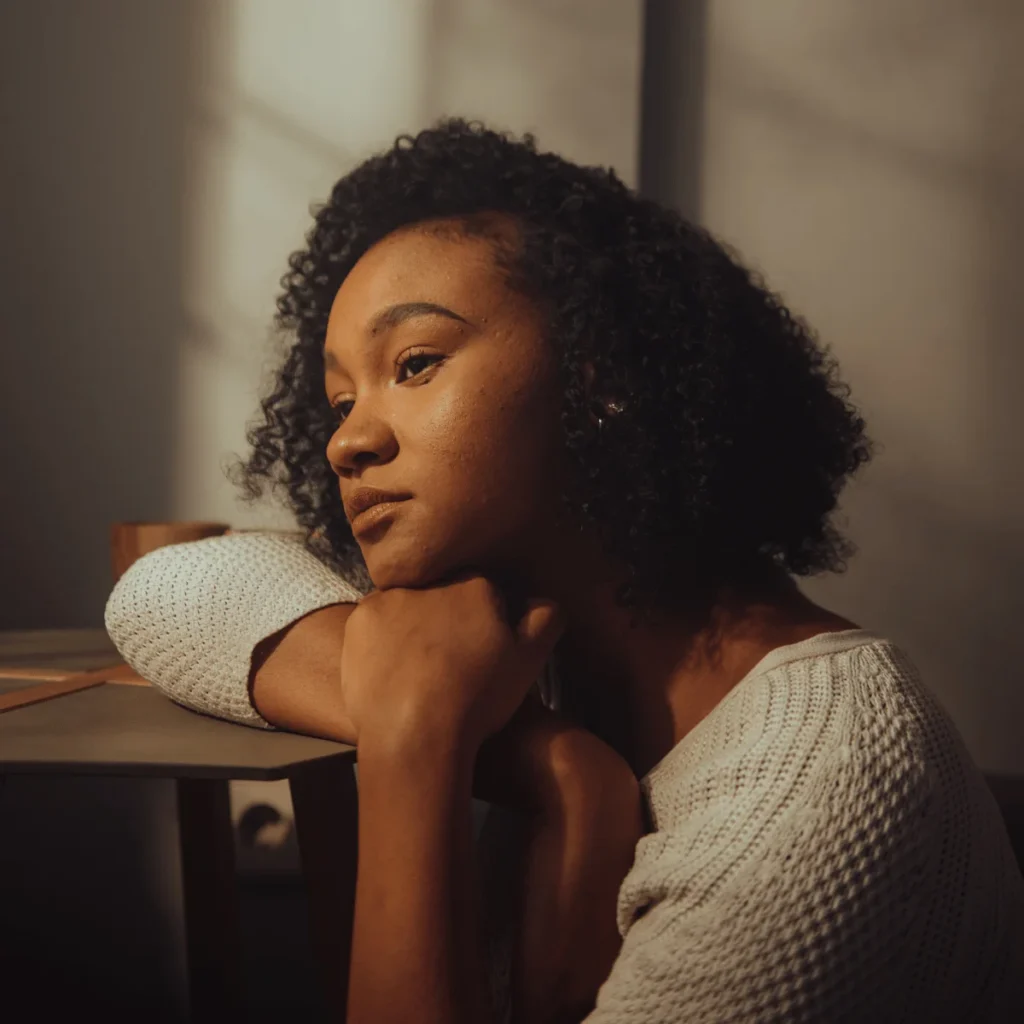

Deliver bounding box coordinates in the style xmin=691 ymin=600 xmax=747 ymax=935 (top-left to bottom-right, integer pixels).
xmin=358 ymin=712 xmax=479 ymax=783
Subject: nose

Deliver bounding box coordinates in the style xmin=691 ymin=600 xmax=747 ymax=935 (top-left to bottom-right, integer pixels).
xmin=325 ymin=398 xmax=398 ymax=476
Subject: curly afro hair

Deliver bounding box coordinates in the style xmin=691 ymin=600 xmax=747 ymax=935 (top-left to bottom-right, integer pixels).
xmin=229 ymin=117 xmax=872 ymax=620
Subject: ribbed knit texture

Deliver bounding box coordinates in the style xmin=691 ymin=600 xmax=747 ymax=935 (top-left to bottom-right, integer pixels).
xmin=104 ymin=532 xmax=368 ymax=728
xmin=592 ymin=631 xmax=1024 ymax=1022
xmin=105 ymin=532 xmax=1024 ymax=1022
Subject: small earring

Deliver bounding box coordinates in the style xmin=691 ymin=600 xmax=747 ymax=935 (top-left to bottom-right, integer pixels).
xmin=590 ymin=396 xmax=628 ymax=433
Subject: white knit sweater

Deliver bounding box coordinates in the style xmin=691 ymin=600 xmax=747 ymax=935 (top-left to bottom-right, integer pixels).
xmin=105 ymin=532 xmax=1024 ymax=1023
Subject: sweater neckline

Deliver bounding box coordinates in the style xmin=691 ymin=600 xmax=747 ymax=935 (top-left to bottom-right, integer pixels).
xmin=640 ymin=627 xmax=885 ymax=787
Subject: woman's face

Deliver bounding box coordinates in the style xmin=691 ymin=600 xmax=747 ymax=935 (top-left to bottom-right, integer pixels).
xmin=323 ymin=219 xmax=569 ymax=591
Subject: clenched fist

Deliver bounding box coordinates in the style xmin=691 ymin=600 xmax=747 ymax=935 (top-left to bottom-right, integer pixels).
xmin=339 ymin=572 xmax=565 ymax=755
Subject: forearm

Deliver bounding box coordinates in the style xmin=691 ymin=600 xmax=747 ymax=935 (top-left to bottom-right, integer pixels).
xmin=249 ymin=603 xmax=357 ymax=742
xmin=513 ymin=741 xmax=644 ymax=1023
xmin=253 ymin=609 xmax=556 ymax=812
xmin=350 ymin=726 xmax=493 ymax=1024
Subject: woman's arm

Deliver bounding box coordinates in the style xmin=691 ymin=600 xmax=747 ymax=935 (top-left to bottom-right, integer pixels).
xmin=259 ymin=619 xmax=641 ymax=1020
xmin=103 ymin=531 xmax=365 ymax=730
xmin=249 ymin=602 xmax=357 ymax=742
xmin=108 ymin=536 xmax=640 ymax=1018
xmin=259 ymin=610 xmax=639 ymax=1021
xmin=506 ymin=722 xmax=643 ymax=1022
xmin=351 ymin=722 xmax=491 ymax=1024
xmin=352 ymin=709 xmax=643 ymax=1024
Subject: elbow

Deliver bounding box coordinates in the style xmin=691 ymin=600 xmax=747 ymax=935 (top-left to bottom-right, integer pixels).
xmin=103 ymin=545 xmax=194 ymax=702
xmin=104 ymin=552 xmax=153 ymax=669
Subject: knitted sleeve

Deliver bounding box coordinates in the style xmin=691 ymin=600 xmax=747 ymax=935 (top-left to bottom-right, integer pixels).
xmin=583 ymin=647 xmax=1024 ymax=1022
xmin=103 ymin=531 xmax=368 ymax=728
xmin=584 ymin=707 xmax=938 ymax=1021
xmin=585 ymin=638 xmax=1024 ymax=1024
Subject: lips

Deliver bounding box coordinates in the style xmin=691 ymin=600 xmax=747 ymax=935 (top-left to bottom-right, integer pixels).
xmin=349 ymin=500 xmax=408 ymax=537
xmin=344 ymin=487 xmax=411 ymax=524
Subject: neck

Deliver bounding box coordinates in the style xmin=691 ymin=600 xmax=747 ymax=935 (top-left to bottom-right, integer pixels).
xmin=516 ymin=535 xmax=856 ymax=778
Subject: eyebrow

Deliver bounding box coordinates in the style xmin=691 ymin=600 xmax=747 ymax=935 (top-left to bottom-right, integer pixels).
xmin=323 ymin=301 xmax=472 ymax=372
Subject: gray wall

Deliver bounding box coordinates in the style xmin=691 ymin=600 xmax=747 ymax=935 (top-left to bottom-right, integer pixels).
xmin=0 ymin=7 xmax=193 ymax=1009
xmin=641 ymin=0 xmax=1024 ymax=773
xmin=1 ymin=0 xmax=191 ymax=629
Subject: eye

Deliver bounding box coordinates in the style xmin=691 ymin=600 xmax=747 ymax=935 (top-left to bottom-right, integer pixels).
xmin=329 ymin=399 xmax=354 ymax=424
xmin=328 ymin=350 xmax=444 ymax=425
xmin=396 ymin=348 xmax=443 ymax=383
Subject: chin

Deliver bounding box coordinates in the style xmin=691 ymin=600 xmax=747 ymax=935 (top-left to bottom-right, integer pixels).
xmin=364 ymin=516 xmax=507 ymax=589
xmin=360 ymin=535 xmax=466 ymax=591
xmin=358 ymin=503 xmax=523 ymax=591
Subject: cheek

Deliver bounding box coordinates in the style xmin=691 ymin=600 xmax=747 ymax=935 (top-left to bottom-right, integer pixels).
xmin=359 ymin=348 xmax=565 ymax=588
xmin=422 ymin=365 xmax=561 ymax=513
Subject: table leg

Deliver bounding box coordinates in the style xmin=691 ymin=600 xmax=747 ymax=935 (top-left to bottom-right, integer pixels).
xmin=177 ymin=777 xmax=245 ymax=1022
xmin=289 ymin=756 xmax=359 ymax=1021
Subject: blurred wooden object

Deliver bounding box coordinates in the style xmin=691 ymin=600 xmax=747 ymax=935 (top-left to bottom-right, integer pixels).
xmin=178 ymin=777 xmax=246 ymax=1022
xmin=0 ymin=664 xmax=148 ymax=684
xmin=110 ymin=520 xmax=230 ymax=583
xmin=290 ymin=756 xmax=360 ymax=1015
xmin=0 ymin=628 xmax=145 ymax=684
xmin=0 ymin=626 xmax=358 ymax=1022
xmin=0 ymin=664 xmax=122 ymax=712
xmin=0 ymin=627 xmax=122 ymax=672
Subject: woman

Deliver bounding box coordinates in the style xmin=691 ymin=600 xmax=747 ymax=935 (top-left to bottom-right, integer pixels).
xmin=106 ymin=119 xmax=1024 ymax=1022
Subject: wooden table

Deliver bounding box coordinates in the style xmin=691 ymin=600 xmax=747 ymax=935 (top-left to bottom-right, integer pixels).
xmin=0 ymin=629 xmax=358 ymax=1022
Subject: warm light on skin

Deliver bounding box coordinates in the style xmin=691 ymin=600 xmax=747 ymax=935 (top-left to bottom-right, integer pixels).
xmin=320 ymin=222 xmax=857 ymax=781
xmin=322 ymin=219 xmax=570 ymax=594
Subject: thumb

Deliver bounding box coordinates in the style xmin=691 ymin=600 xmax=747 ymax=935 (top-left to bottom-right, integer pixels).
xmin=516 ymin=597 xmax=565 ymax=653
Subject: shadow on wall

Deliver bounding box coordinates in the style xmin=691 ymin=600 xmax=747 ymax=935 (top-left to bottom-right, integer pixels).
xmin=794 ymin=5 xmax=1024 ymax=773
xmin=0 ymin=0 xmax=194 ymax=630
xmin=0 ymin=3 xmax=209 ymax=1020
xmin=638 ymin=0 xmax=1024 ymax=773
xmin=639 ymin=0 xmax=708 ymax=219
xmin=809 ymin=470 xmax=1024 ymax=770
